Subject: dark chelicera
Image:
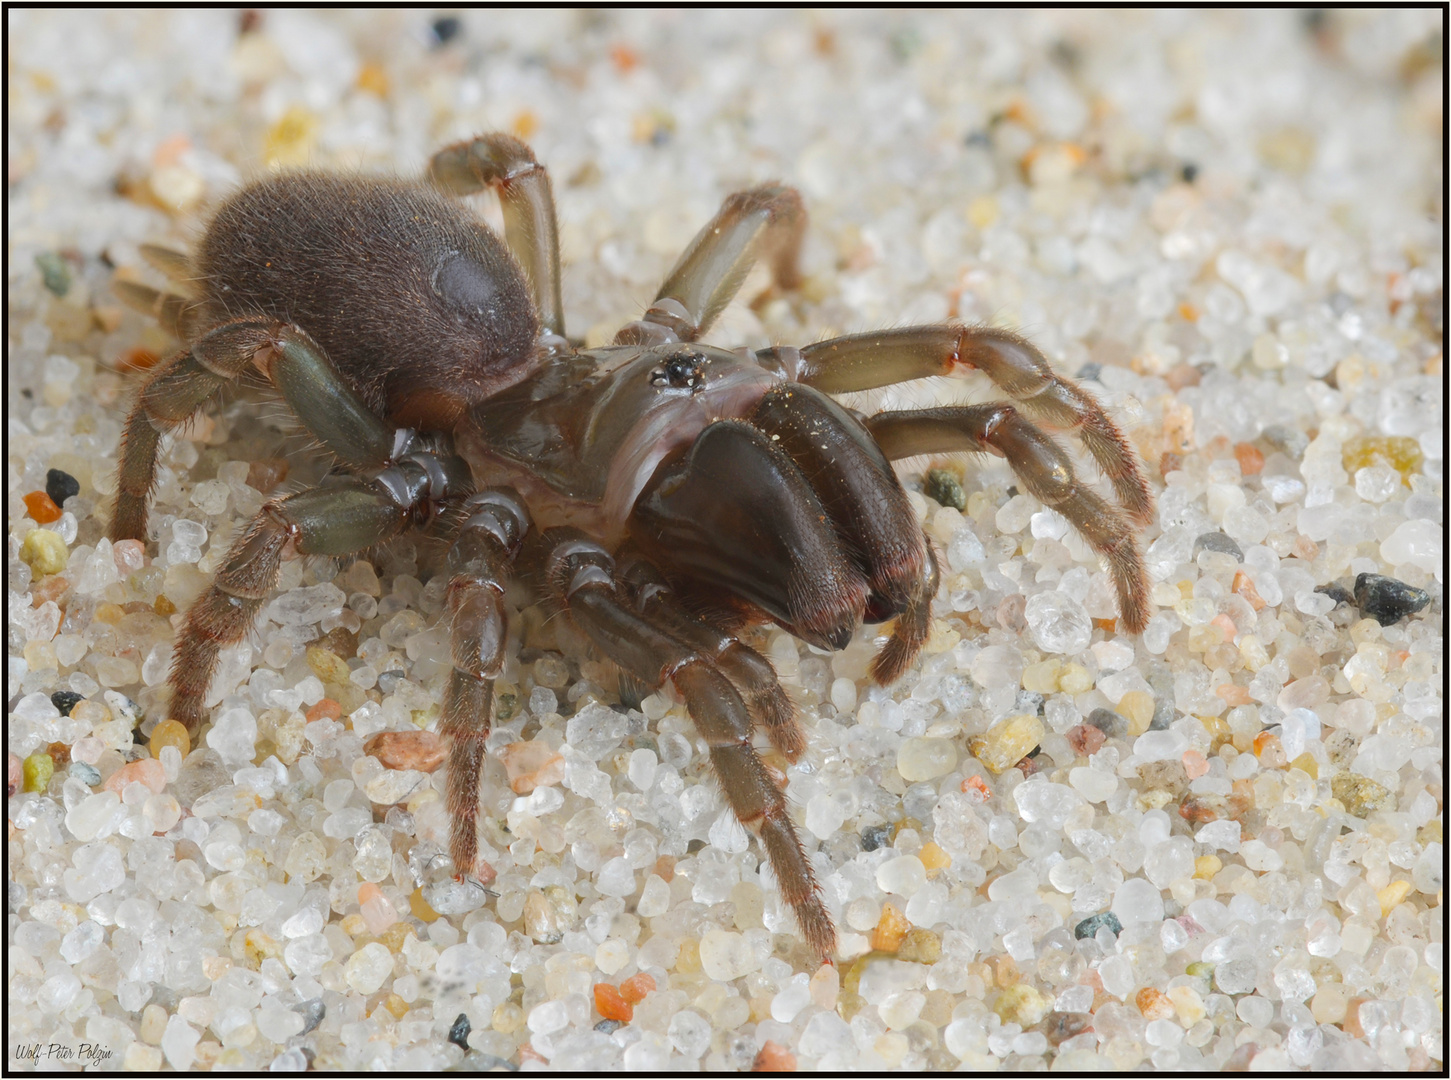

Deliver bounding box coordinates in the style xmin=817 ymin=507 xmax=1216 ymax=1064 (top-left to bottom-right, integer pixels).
xmin=111 ymin=133 xmax=1154 ymax=959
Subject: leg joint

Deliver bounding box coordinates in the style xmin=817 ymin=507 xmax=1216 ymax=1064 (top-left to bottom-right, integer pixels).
xmin=458 ymin=488 xmax=531 ymax=554
xmin=546 ymin=536 xmax=615 ymax=600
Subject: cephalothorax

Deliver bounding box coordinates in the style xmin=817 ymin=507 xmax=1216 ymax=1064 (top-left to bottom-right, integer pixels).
xmin=113 ymin=133 xmax=1154 ymax=959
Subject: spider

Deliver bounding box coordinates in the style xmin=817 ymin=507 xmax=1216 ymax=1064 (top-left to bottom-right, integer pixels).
xmin=111 ymin=132 xmax=1154 ymax=960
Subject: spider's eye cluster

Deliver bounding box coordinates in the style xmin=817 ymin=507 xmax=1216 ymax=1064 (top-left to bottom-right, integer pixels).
xmin=650 ymin=351 xmax=704 ymax=390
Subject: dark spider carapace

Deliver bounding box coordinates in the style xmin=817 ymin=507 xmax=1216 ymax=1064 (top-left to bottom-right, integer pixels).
xmin=112 ymin=133 xmax=1154 ymax=959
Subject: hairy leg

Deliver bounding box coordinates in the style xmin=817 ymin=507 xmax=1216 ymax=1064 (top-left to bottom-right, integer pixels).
xmin=617 ymin=554 xmax=803 ymax=760
xmin=138 ymin=242 xmax=192 ymax=281
xmin=170 ymin=483 xmax=404 ymax=727
xmin=111 ymin=319 xmax=400 ymax=543
xmin=866 ymin=403 xmax=1151 ymax=633
xmin=547 ymin=534 xmax=835 ymax=959
xmin=112 ymin=320 xmax=276 ymax=542
xmin=438 ymin=489 xmax=531 ymax=880
xmin=168 ymin=448 xmax=471 ymax=728
xmin=772 ymin=324 xmax=1153 ymax=526
xmin=112 ymin=279 xmax=202 ymax=340
xmin=617 ymin=185 xmax=804 ymax=346
xmin=429 ymin=133 xmax=566 ymax=343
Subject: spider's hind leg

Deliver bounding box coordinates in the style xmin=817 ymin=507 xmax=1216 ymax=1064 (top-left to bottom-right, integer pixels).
xmin=169 ymin=479 xmax=411 ymax=728
xmin=113 ymin=279 xmax=199 ymax=340
xmin=138 ymin=242 xmax=192 ymax=282
xmin=618 ymin=185 xmax=804 ymax=345
xmin=168 ymin=447 xmax=472 ymax=727
xmin=112 ymin=319 xmax=279 ymax=543
xmin=114 ymin=319 xmax=406 ymax=545
xmin=428 ymin=133 xmax=565 ymax=342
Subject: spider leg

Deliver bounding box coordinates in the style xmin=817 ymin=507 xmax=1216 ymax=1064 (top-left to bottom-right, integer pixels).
xmin=113 ymin=320 xmax=279 ymax=542
xmin=167 ymin=450 xmax=472 ymax=729
xmin=428 ymin=133 xmax=565 ymax=343
xmin=113 ymin=279 xmax=202 ymax=340
xmin=546 ymin=534 xmax=835 ymax=959
xmin=138 ymin=242 xmax=192 ymax=282
xmin=773 ymin=324 xmax=1154 ymax=527
xmin=616 ymin=554 xmax=803 ymax=761
xmin=111 ymin=319 xmax=401 ymax=543
xmin=439 ymin=489 xmax=531 ymax=881
xmin=865 ymin=404 xmax=1151 ymax=634
xmin=617 ymin=186 xmax=804 ymax=346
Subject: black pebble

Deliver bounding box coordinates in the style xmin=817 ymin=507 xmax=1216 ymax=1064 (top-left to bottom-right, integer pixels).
xmin=1193 ymin=531 xmax=1243 ymax=561
xmin=1180 ymin=162 xmax=1199 ymax=183
xmin=51 ymin=690 xmax=84 ymax=716
xmin=861 ymin=824 xmax=892 ymax=852
xmin=46 ymin=468 xmax=80 ymax=508
xmin=448 ymin=1012 xmax=472 ymax=1051
xmin=1075 ymin=362 xmax=1103 ymax=382
xmin=1354 ymin=573 xmax=1430 ymax=626
xmin=594 ymin=1019 xmax=623 ymax=1035
xmin=432 ymin=16 xmax=461 ymax=44
xmin=1074 ymin=911 xmax=1123 ymax=940
xmin=1086 ymin=707 xmax=1127 ymax=739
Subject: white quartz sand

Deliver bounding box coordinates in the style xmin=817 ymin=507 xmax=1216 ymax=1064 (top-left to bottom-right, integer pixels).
xmin=7 ymin=9 xmax=1442 ymax=1072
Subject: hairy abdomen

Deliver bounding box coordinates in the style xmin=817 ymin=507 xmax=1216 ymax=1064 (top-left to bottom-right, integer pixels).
xmin=192 ymin=172 xmax=539 ymax=422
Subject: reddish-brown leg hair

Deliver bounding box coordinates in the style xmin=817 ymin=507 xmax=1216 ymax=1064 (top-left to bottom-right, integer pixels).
xmin=168 ymin=479 xmax=413 ymax=729
xmin=438 ymin=490 xmax=530 ymax=880
xmin=111 ymin=320 xmax=280 ymax=543
xmin=616 ymin=554 xmax=804 ymax=761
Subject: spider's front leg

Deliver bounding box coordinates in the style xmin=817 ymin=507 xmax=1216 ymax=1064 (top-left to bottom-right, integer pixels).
xmin=617 ymin=554 xmax=803 ymax=761
xmin=630 ymin=394 xmax=939 ymax=686
xmin=437 ymin=489 xmax=531 ymax=880
xmin=544 ymin=533 xmax=836 ymax=960
xmin=776 ymin=324 xmax=1155 ymax=526
xmin=866 ymin=404 xmax=1152 ymax=633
